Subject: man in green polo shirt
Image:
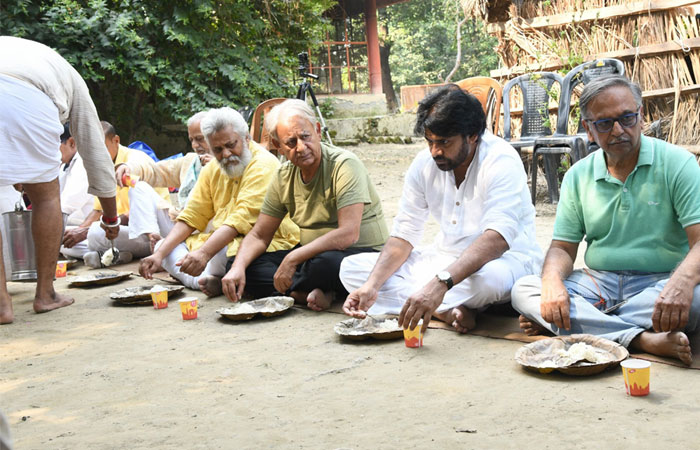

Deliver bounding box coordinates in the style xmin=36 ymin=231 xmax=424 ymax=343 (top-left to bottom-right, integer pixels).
xmin=511 ymin=75 xmax=700 ymax=365
xmin=220 ymin=99 xmax=389 ymax=311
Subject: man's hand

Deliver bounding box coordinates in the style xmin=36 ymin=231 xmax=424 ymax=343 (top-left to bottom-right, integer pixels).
xmin=176 ymin=249 xmax=210 ymax=277
xmin=652 ymin=277 xmax=694 ymax=332
xmin=199 ymin=153 xmax=213 ymax=166
xmin=540 ymin=276 xmax=571 ymax=330
xmin=398 ymin=280 xmax=447 ymax=334
xmin=273 ymin=253 xmax=298 ymax=294
xmin=343 ymin=285 xmax=379 ymax=318
xmin=62 ymin=227 xmax=88 ymax=248
xmin=99 ymin=222 xmax=120 ymax=240
xmin=139 ymin=254 xmax=163 ymax=279
xmin=115 ymin=164 xmax=130 ymax=187
xmin=221 ymin=266 xmax=246 ymax=302
xmin=118 ymin=213 xmax=129 ymax=226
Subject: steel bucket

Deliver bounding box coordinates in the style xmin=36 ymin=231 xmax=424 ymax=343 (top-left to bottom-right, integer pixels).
xmin=2 ymin=206 xmax=67 ymax=281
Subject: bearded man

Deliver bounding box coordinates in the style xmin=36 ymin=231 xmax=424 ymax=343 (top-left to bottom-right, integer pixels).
xmin=139 ymin=107 xmax=299 ymax=292
xmin=340 ymin=86 xmax=543 ymax=334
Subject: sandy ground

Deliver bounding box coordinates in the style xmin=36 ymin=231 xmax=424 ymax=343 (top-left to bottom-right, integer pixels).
xmin=2 ymin=142 xmax=700 ymax=449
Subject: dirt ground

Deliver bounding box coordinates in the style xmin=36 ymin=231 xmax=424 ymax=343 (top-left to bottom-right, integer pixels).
xmin=2 ymin=142 xmax=700 ymax=449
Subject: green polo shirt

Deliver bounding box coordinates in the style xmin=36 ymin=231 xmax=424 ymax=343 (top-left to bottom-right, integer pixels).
xmin=553 ymin=136 xmax=700 ymax=272
xmin=261 ymin=143 xmax=389 ymax=250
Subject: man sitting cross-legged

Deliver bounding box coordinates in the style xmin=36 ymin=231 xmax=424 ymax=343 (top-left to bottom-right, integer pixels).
xmin=340 ymin=86 xmax=543 ymax=334
xmin=220 ymin=99 xmax=389 ymax=311
xmin=139 ymin=107 xmax=299 ymax=292
xmin=511 ymin=76 xmax=700 ymax=365
xmin=115 ymin=111 xmax=214 ymax=253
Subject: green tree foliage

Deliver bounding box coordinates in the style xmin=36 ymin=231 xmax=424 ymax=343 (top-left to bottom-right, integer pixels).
xmin=382 ymin=0 xmax=498 ymax=87
xmin=0 ymin=0 xmax=334 ymax=138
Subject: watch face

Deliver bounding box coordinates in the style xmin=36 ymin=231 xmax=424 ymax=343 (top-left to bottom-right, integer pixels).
xmin=437 ymin=271 xmax=451 ymax=281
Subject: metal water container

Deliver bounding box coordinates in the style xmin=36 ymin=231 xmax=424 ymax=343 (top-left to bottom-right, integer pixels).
xmin=2 ymin=203 xmax=67 ymax=281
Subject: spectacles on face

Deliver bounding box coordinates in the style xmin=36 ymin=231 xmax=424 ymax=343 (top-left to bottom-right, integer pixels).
xmin=586 ymin=108 xmax=641 ymax=133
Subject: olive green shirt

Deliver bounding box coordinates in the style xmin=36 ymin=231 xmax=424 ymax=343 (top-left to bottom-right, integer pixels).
xmin=261 ymin=143 xmax=388 ymax=250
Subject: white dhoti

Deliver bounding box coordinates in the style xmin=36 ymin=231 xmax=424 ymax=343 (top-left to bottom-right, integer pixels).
xmin=0 ymin=74 xmax=62 ymax=185
xmin=59 ymin=225 xmax=90 ymax=259
xmin=155 ymin=240 xmax=228 ymax=291
xmin=86 ymin=222 xmax=150 ymax=258
xmin=339 ymin=247 xmax=529 ymax=315
xmin=127 ymin=182 xmax=175 ymax=240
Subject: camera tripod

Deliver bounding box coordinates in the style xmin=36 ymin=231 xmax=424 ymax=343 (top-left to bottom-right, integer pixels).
xmin=296 ymin=52 xmax=333 ymax=145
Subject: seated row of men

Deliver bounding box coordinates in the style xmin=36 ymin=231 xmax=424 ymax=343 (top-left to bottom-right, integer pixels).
xmin=2 ymin=37 xmax=697 ymax=366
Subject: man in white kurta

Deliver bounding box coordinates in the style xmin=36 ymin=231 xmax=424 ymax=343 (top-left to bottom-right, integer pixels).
xmin=341 ymin=86 xmax=542 ymax=333
xmin=58 ymin=124 xmax=94 ymax=226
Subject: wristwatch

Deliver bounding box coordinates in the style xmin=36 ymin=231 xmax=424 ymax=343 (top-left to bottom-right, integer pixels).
xmin=436 ymin=270 xmax=454 ymax=290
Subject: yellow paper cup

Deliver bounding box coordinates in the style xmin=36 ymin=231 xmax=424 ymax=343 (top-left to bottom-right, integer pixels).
xmin=621 ymin=359 xmax=651 ymax=396
xmin=121 ymin=174 xmax=140 ymax=187
xmin=403 ymin=319 xmax=424 ymax=348
xmin=179 ymin=297 xmax=198 ymax=320
xmin=150 ymin=286 xmax=168 ymax=309
xmin=55 ymin=262 xmax=67 ymax=278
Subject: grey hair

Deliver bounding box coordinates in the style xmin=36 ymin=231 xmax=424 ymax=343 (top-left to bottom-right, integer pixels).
xmin=186 ymin=111 xmax=208 ymax=128
xmin=264 ymin=99 xmax=317 ymax=141
xmin=200 ymin=107 xmax=249 ymax=143
xmin=580 ymin=75 xmax=643 ymax=120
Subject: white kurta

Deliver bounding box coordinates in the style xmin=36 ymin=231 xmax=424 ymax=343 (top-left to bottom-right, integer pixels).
xmin=340 ymin=130 xmax=543 ymax=315
xmin=59 ymin=153 xmax=94 ymax=226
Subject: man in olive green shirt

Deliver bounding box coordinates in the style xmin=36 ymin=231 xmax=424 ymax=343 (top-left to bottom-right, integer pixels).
xmin=221 ymin=99 xmax=388 ymax=311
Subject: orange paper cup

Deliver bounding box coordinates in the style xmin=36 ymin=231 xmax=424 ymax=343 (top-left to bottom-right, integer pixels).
xmin=621 ymin=359 xmax=651 ymax=396
xmin=179 ymin=297 xmax=198 ymax=320
xmin=150 ymin=286 xmax=168 ymax=309
xmin=403 ymin=319 xmax=424 ymax=348
xmin=55 ymin=262 xmax=67 ymax=278
xmin=121 ymin=174 xmax=140 ymax=187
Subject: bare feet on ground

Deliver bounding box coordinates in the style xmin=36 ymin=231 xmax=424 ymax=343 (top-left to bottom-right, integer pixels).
xmin=148 ymin=233 xmax=163 ymax=253
xmin=435 ymin=305 xmax=477 ymax=334
xmin=198 ymin=276 xmax=222 ymax=297
xmin=0 ymin=294 xmax=13 ymax=324
xmin=290 ymin=289 xmax=334 ymax=311
xmin=34 ymin=292 xmax=74 ymax=314
xmin=632 ymin=331 xmax=693 ymax=366
xmin=518 ymin=315 xmax=551 ymax=336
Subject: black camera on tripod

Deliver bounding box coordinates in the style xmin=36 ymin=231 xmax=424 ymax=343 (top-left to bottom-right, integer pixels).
xmin=297 ymin=52 xmax=318 ymax=80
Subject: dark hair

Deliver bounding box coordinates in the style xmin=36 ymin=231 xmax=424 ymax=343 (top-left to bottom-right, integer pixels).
xmin=414 ymin=85 xmax=486 ymax=138
xmin=60 ymin=122 xmax=71 ymax=143
xmin=101 ymin=120 xmax=117 ymax=138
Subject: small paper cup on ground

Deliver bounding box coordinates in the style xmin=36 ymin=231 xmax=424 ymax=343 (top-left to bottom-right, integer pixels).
xmin=403 ymin=319 xmax=424 ymax=348
xmin=55 ymin=262 xmax=67 ymax=278
xmin=150 ymin=286 xmax=168 ymax=309
xmin=179 ymin=297 xmax=198 ymax=320
xmin=621 ymin=359 xmax=651 ymax=396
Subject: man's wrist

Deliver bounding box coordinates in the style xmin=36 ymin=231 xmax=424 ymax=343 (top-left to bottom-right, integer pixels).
xmin=100 ymin=215 xmax=121 ymax=228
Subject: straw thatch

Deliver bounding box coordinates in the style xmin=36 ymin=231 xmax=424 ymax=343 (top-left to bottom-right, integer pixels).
xmin=462 ymin=0 xmax=700 ymax=146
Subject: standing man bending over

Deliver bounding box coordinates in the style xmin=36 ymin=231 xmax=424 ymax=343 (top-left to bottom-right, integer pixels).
xmin=341 ymin=86 xmax=542 ymax=333
xmin=221 ymin=99 xmax=389 ymax=310
xmin=512 ymin=76 xmax=700 ymax=365
xmin=0 ymin=36 xmax=118 ymax=324
xmin=139 ymin=107 xmax=298 ymax=292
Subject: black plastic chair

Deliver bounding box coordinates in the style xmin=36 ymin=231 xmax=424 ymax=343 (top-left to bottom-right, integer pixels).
xmin=502 ymin=72 xmax=563 ymax=202
xmin=532 ymin=59 xmax=625 ymax=203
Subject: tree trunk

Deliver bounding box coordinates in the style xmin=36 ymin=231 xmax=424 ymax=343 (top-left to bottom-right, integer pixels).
xmin=444 ymin=9 xmax=469 ymax=84
xmin=378 ymin=23 xmax=398 ymax=112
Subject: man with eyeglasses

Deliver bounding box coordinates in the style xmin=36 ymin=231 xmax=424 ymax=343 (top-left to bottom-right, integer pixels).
xmin=512 ymin=75 xmax=700 ymax=365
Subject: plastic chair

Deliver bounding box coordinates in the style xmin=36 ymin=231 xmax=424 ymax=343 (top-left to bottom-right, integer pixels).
xmin=455 ymin=77 xmax=503 ymax=134
xmin=249 ymin=98 xmax=286 ymax=155
xmin=532 ymin=58 xmax=625 ymax=203
xmin=502 ymin=72 xmax=563 ymax=157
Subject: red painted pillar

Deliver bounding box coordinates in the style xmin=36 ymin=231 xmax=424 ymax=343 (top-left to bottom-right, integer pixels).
xmin=365 ymin=0 xmax=382 ymax=94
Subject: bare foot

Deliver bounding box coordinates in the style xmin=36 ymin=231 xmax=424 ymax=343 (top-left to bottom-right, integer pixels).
xmin=519 ymin=315 xmax=551 ymax=336
xmin=34 ymin=292 xmax=74 ymax=314
xmin=198 ymin=276 xmax=222 ymax=297
xmin=306 ymin=288 xmax=334 ymax=312
xmin=631 ymin=331 xmax=693 ymax=366
xmin=434 ymin=306 xmax=476 ymax=334
xmin=0 ymin=294 xmax=13 ymax=324
xmin=148 ymin=233 xmax=163 ymax=253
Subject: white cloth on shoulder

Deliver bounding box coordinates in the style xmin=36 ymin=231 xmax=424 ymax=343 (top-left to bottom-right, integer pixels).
xmin=0 ymin=74 xmax=62 ymax=185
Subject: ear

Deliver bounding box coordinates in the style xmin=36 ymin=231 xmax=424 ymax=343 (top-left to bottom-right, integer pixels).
xmin=315 ymin=121 xmax=321 ymax=135
xmin=581 ymin=119 xmax=596 ymax=144
xmin=114 ymin=135 xmax=121 ymax=146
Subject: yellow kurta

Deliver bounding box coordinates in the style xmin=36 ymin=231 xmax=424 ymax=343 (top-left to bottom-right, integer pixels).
xmin=93 ymin=145 xmax=170 ymax=215
xmin=177 ymin=141 xmax=299 ymax=257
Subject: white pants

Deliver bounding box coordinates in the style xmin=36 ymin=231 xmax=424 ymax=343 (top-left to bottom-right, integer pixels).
xmin=339 ymin=247 xmax=529 ymax=315
xmin=86 ymin=222 xmax=150 ymax=257
xmin=59 ymin=225 xmax=90 ymax=259
xmin=127 ymin=182 xmax=175 ymax=239
xmin=156 ymin=240 xmax=228 ymax=290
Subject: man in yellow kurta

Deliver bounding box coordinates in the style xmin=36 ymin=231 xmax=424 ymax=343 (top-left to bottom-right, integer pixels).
xmin=139 ymin=107 xmax=299 ymax=293
xmin=61 ymin=121 xmax=170 ymax=267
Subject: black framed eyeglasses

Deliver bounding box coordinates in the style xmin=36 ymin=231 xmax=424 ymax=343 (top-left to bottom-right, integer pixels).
xmin=586 ymin=109 xmax=640 ymax=133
